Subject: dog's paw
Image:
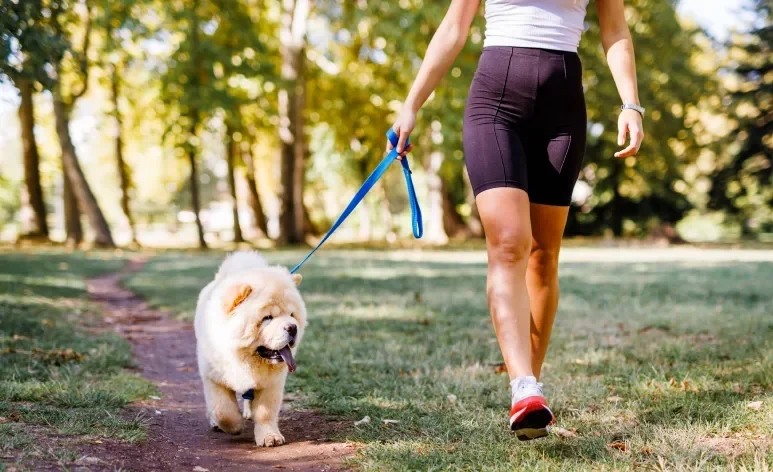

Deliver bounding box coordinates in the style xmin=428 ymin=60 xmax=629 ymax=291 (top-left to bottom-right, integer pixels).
xmin=255 ymin=427 xmax=285 ymax=447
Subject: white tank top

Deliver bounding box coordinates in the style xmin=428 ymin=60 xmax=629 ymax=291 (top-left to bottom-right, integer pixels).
xmin=483 ymin=0 xmax=591 ymax=52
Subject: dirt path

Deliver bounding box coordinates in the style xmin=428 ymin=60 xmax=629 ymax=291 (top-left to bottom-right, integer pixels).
xmin=84 ymin=258 xmax=354 ymax=472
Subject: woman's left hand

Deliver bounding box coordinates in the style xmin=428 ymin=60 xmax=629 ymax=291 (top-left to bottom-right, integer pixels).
xmin=614 ymin=109 xmax=644 ymax=158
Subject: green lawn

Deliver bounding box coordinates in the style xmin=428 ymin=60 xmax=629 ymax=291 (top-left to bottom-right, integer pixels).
xmin=126 ymin=249 xmax=773 ymax=471
xmin=0 ymin=250 xmax=155 ymax=471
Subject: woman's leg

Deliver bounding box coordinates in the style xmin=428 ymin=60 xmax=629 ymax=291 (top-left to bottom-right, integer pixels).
xmin=527 ymin=203 xmax=570 ymax=379
xmin=476 ymin=187 xmax=534 ymax=379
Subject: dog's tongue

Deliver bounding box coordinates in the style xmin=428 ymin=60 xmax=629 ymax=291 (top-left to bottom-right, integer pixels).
xmin=278 ymin=346 xmax=296 ymax=373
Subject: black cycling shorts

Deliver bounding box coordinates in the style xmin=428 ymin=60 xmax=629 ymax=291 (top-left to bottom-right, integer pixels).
xmin=463 ymin=46 xmax=587 ymax=206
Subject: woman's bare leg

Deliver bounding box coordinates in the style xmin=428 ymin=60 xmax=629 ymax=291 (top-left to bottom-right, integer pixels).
xmin=527 ymin=203 xmax=569 ymax=379
xmin=476 ymin=188 xmax=534 ymax=379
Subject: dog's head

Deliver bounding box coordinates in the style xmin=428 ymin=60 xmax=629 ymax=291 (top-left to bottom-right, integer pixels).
xmin=220 ymin=268 xmax=307 ymax=372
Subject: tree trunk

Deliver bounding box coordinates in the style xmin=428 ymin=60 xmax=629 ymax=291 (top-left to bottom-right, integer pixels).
xmin=186 ymin=122 xmax=207 ymax=249
xmin=187 ymin=0 xmax=207 ymax=249
xmin=463 ymin=167 xmax=483 ymax=237
xmin=423 ymin=148 xmax=449 ymax=244
xmin=18 ymin=79 xmax=48 ymax=238
xmin=110 ymin=65 xmax=138 ymax=245
xmin=53 ymin=96 xmax=115 ymax=247
xmin=278 ymin=0 xmax=311 ymax=245
xmin=239 ymin=136 xmax=268 ymax=237
xmin=226 ymin=124 xmax=245 ymax=243
xmin=441 ymin=170 xmax=471 ymax=239
xmin=62 ymin=167 xmax=83 ymax=247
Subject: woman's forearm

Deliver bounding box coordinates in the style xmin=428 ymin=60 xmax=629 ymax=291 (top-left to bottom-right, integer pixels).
xmin=403 ymin=0 xmax=480 ymax=113
xmin=404 ymin=21 xmax=469 ymax=113
xmin=603 ymin=29 xmax=640 ymax=106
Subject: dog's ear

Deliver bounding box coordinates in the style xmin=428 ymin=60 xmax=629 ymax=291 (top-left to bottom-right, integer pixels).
xmin=291 ymin=274 xmax=302 ymax=287
xmin=222 ymin=283 xmax=253 ymax=315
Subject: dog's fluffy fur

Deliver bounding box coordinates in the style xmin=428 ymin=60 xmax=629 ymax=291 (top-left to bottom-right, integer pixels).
xmin=194 ymin=251 xmax=306 ymax=447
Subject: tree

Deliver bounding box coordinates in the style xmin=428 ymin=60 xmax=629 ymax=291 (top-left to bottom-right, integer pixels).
xmin=708 ymin=0 xmax=773 ymax=234
xmin=225 ymin=123 xmax=245 ymax=243
xmin=63 ymin=171 xmax=84 ymax=247
xmin=240 ymin=129 xmax=269 ymax=237
xmin=157 ymin=0 xmax=210 ymax=249
xmin=157 ymin=0 xmax=275 ymax=248
xmin=277 ymin=0 xmax=313 ymax=244
xmin=108 ymin=61 xmax=138 ymax=244
xmin=0 ymin=0 xmax=58 ymax=239
xmin=50 ymin=0 xmax=115 ymax=247
xmin=17 ymin=79 xmax=49 ymax=239
xmin=98 ymin=0 xmax=143 ymax=245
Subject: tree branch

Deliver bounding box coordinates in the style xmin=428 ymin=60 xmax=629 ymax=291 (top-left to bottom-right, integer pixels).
xmin=70 ymin=0 xmax=92 ymax=101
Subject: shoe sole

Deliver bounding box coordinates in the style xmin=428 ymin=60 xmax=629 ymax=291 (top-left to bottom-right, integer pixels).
xmin=510 ymin=404 xmax=554 ymax=441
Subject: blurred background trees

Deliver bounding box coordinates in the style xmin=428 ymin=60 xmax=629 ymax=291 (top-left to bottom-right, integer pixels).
xmin=0 ymin=0 xmax=770 ymax=247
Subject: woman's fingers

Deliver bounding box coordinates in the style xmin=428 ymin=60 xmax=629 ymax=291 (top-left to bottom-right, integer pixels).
xmin=388 ymin=125 xmax=414 ymax=160
xmin=617 ymin=121 xmax=627 ymax=147
xmin=615 ymin=118 xmax=644 ymax=158
xmin=396 ymin=130 xmax=409 ymax=154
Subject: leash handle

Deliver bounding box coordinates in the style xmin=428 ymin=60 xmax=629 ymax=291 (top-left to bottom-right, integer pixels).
xmin=290 ymin=129 xmax=423 ymax=274
xmin=387 ymin=129 xmax=423 ymax=239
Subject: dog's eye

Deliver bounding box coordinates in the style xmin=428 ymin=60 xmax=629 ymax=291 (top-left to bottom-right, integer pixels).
xmin=263 ymin=315 xmax=273 ymax=322
xmin=290 ymin=313 xmax=296 ymax=319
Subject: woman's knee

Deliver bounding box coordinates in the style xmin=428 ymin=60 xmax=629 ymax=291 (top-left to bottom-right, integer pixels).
xmin=487 ymin=227 xmax=532 ymax=266
xmin=529 ymin=244 xmax=560 ymax=279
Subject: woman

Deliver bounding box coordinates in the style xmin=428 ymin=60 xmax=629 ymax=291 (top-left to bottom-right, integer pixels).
xmin=389 ymin=0 xmax=644 ymax=440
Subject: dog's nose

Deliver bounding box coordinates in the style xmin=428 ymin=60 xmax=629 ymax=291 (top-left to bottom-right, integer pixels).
xmin=285 ymin=324 xmax=297 ymax=338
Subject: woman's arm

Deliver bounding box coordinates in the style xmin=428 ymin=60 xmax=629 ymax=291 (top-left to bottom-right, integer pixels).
xmin=597 ymin=0 xmax=644 ymax=158
xmin=390 ymin=0 xmax=481 ymax=154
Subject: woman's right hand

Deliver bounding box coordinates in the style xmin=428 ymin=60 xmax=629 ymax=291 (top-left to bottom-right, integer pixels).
xmin=388 ymin=107 xmax=416 ymax=159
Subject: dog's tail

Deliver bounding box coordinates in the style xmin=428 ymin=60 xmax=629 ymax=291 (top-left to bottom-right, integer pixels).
xmin=216 ymin=251 xmax=268 ymax=279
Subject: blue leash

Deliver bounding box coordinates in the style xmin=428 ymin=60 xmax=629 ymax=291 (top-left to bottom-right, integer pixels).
xmin=242 ymin=130 xmax=423 ymax=401
xmin=289 ymin=128 xmax=424 ymax=274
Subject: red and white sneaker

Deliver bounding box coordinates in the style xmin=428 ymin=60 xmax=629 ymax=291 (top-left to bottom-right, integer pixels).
xmin=509 ymin=376 xmax=555 ymax=441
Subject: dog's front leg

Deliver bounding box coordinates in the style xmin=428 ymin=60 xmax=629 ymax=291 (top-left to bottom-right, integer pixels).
xmin=251 ymin=383 xmax=285 ymax=447
xmin=202 ymin=377 xmax=243 ymax=434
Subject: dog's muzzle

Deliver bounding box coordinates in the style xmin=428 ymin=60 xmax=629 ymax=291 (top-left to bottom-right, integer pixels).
xmin=256 ymin=345 xmax=296 ymax=372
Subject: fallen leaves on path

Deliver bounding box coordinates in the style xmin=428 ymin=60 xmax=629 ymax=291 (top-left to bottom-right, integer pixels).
xmin=608 ymin=440 xmax=628 ymax=452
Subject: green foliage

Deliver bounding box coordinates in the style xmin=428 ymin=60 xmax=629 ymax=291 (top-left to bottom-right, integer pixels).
xmin=0 ymin=0 xmax=764 ymax=242
xmin=709 ymin=0 xmax=773 ymax=234
xmin=128 ymin=249 xmax=773 ymax=471
xmin=0 ymin=0 xmax=66 ymax=87
xmin=156 ymin=0 xmax=275 ymax=142
xmin=569 ymin=0 xmax=712 ymax=235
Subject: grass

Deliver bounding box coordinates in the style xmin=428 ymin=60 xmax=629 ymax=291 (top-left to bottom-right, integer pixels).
xmin=0 ymin=249 xmax=156 ymax=470
xmin=127 ymin=248 xmax=773 ymax=471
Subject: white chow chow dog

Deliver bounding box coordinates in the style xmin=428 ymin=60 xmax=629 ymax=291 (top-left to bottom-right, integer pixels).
xmin=194 ymin=251 xmax=306 ymax=447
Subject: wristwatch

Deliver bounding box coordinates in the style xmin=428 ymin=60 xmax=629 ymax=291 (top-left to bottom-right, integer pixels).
xmin=621 ymin=103 xmax=645 ymax=116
